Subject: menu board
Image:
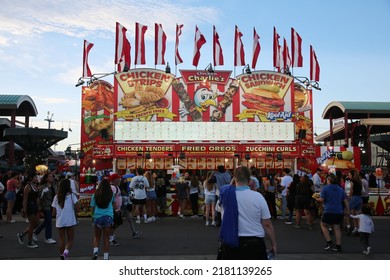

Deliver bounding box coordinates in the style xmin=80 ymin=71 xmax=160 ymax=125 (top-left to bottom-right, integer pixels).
xmin=145 ymin=159 xmax=154 ymax=170
xmin=154 ymin=158 xmax=164 ymax=169
xmin=256 ymin=158 xmax=266 ymax=169
xmin=117 ymin=158 xmax=126 ymax=170
xmin=265 ymin=157 xmax=274 ymax=169
xmin=187 ymin=158 xmax=197 ymax=169
xmin=178 ymin=158 xmax=187 ymax=168
xmin=136 ymin=158 xmax=143 ymax=168
xmin=127 ymin=158 xmax=136 ymax=169
xmin=197 ymin=158 xmax=206 ymax=169
xmin=165 ymin=157 xmax=173 ymax=169
xmin=115 ymin=121 xmax=295 ymax=141
xmin=225 ymin=158 xmax=234 ymax=169
xmin=274 ymin=160 xmax=284 ymax=169
xmin=215 ymin=157 xmax=225 ymax=167
xmin=284 ymin=160 xmax=293 ymax=169
xmin=206 ymin=158 xmax=216 ymax=169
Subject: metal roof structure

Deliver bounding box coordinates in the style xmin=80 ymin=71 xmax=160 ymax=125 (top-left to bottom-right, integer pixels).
xmin=317 ymin=101 xmax=390 ymax=154
xmin=0 ymin=95 xmax=38 ymax=117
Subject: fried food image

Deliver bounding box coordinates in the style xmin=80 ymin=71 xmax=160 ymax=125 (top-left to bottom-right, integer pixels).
xmin=294 ymin=84 xmax=308 ymax=111
xmin=84 ymin=118 xmax=113 ymax=139
xmin=120 ymin=84 xmax=165 ymax=109
xmin=82 ymin=81 xmax=114 ymax=112
xmin=242 ymin=85 xmax=284 ymax=113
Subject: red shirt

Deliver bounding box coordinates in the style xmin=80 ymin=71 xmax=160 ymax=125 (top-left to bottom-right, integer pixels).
xmin=6 ymin=178 xmax=18 ymax=192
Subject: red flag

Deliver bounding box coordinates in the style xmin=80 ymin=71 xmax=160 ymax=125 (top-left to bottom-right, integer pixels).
xmin=192 ymin=25 xmax=206 ymax=67
xmin=155 ymin=23 xmax=167 ymax=65
xmin=273 ymin=27 xmax=281 ymax=71
xmin=115 ymin=22 xmax=131 ymax=72
xmin=252 ymin=27 xmax=261 ymax=69
xmin=234 ymin=25 xmax=245 ymax=66
xmin=135 ymin=22 xmax=148 ymax=65
xmin=310 ymin=45 xmax=320 ymax=81
xmin=291 ymin=27 xmax=303 ymax=67
xmin=82 ymin=39 xmax=93 ymax=78
xmin=283 ymin=38 xmax=291 ymax=71
xmin=213 ymin=26 xmax=224 ymax=66
xmin=175 ymin=24 xmax=184 ymax=65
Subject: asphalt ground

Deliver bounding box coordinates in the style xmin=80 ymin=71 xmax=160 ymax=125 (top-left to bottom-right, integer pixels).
xmin=0 ymin=214 xmax=389 ymax=260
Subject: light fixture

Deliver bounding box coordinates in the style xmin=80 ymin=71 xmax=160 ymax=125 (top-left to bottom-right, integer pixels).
xmin=245 ymin=153 xmax=250 ymax=160
xmin=145 ymin=153 xmax=151 ymax=160
xmin=284 ymin=66 xmax=291 ymax=76
xmin=179 ymin=152 xmax=186 ymax=159
xmin=75 ymin=78 xmax=85 ymax=87
xmin=123 ymin=64 xmax=130 ymax=72
xmin=234 ymin=153 xmax=240 ymax=158
xmin=242 ymin=64 xmax=251 ymax=74
xmin=276 ymin=153 xmax=283 ymax=160
xmin=165 ymin=62 xmax=171 ymax=74
xmin=314 ymin=132 xmax=318 ymax=137
xmin=205 ymin=63 xmax=214 ymax=73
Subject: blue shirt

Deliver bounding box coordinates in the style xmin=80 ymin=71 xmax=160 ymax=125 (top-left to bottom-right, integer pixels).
xmin=320 ymin=183 xmax=346 ymax=214
xmin=90 ymin=194 xmax=114 ymax=219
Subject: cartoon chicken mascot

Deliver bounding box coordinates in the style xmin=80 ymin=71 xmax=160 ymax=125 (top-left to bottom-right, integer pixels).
xmin=178 ymin=80 xmax=219 ymax=117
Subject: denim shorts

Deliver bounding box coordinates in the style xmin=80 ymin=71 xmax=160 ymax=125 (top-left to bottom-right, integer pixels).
xmin=93 ymin=215 xmax=113 ymax=229
xmin=349 ymin=195 xmax=362 ymax=211
xmin=146 ymin=190 xmax=157 ymax=200
xmin=5 ymin=190 xmax=16 ymax=201
xmin=205 ymin=194 xmax=217 ymax=204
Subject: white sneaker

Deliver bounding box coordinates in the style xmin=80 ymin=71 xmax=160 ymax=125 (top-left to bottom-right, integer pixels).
xmin=205 ymin=221 xmax=210 ymax=226
xmin=32 ymin=233 xmax=38 ymax=242
xmin=45 ymin=238 xmax=56 ymax=244
xmin=144 ymin=218 xmax=149 ymax=224
xmin=363 ymin=247 xmax=371 ymax=254
xmin=211 ymin=221 xmax=217 ymax=226
xmin=136 ymin=219 xmax=141 ymax=224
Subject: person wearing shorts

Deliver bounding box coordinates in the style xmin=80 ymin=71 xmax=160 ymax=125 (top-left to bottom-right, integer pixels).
xmin=129 ymin=168 xmax=149 ymax=224
xmin=316 ymin=173 xmax=350 ymax=253
xmin=90 ymin=179 xmax=116 ymax=260
xmin=5 ymin=172 xmax=20 ymax=223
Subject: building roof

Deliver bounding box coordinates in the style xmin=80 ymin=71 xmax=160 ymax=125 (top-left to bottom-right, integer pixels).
xmin=322 ymin=101 xmax=390 ymax=119
xmin=0 ymin=95 xmax=38 ymax=117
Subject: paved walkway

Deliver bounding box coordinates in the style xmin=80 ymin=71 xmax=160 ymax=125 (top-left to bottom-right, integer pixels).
xmin=0 ymin=214 xmax=389 ymax=260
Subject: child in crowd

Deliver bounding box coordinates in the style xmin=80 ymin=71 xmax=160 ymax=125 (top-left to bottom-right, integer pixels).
xmin=350 ymin=205 xmax=374 ymax=254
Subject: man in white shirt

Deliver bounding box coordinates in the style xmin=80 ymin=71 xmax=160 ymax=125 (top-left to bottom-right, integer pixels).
xmin=312 ymin=168 xmax=323 ymax=193
xmin=279 ymin=168 xmax=293 ymax=220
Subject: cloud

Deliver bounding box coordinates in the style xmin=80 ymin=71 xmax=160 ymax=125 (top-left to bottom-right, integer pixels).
xmin=0 ymin=0 xmax=219 ymax=42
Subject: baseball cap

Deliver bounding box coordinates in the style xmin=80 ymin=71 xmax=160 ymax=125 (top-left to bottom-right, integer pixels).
xmin=109 ymin=173 xmax=121 ymax=182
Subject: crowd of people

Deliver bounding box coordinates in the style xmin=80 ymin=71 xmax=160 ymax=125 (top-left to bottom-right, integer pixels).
xmin=0 ymin=164 xmax=384 ymax=260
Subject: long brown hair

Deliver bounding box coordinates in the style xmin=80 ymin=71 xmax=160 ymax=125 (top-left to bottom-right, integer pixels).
xmin=57 ymin=179 xmax=71 ymax=208
xmin=94 ymin=179 xmax=113 ymax=209
xmin=205 ymin=171 xmax=214 ymax=191
xmin=190 ymin=174 xmax=199 ymax=188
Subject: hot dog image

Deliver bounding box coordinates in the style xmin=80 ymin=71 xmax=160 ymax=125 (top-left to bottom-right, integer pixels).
xmin=242 ymin=85 xmax=284 ymax=113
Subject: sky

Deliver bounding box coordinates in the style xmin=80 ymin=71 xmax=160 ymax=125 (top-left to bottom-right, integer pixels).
xmin=0 ymin=0 xmax=389 ymax=152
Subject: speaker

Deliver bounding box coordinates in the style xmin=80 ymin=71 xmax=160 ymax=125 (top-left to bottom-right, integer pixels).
xmin=145 ymin=153 xmax=151 ymax=160
xmin=179 ymin=152 xmax=185 ymax=159
xmin=277 ymin=153 xmax=283 ymax=160
xmin=78 ymin=151 xmax=85 ymax=159
xmin=100 ymin=129 xmax=110 ymax=140
xmin=298 ymin=129 xmax=306 ymax=139
xmin=245 ymin=153 xmax=251 ymax=160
